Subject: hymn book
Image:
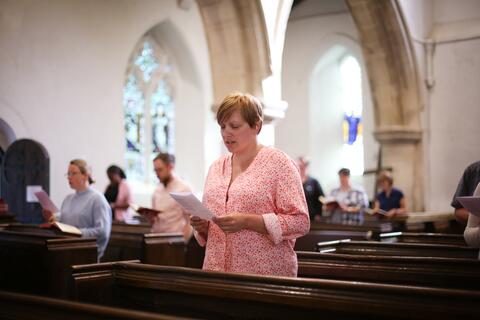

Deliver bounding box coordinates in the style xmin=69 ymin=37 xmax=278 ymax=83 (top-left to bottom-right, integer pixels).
xmin=365 ymin=208 xmax=388 ymax=216
xmin=319 ymin=196 xmax=340 ymax=210
xmin=39 ymin=221 xmax=82 ymax=236
xmin=129 ymin=204 xmax=161 ymax=216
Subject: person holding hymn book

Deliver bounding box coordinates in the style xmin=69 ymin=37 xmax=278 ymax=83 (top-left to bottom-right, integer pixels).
xmin=456 ymin=182 xmax=480 ymax=249
xmin=42 ymin=159 xmax=111 ymax=261
xmin=451 ymin=160 xmax=480 ymax=224
xmin=371 ymin=171 xmax=407 ymax=218
xmin=104 ymin=165 xmax=135 ymax=222
xmin=324 ymin=168 xmax=368 ymax=224
xmin=191 ymin=92 xmax=310 ymax=277
xmin=148 ymin=153 xmax=193 ymax=240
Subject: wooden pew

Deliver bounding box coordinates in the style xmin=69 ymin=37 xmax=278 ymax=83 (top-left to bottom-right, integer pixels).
xmin=103 ymin=222 xmax=205 ymax=268
xmin=311 ymin=220 xmax=394 ymax=234
xmin=295 ymin=221 xmax=394 ymax=252
xmin=315 ymin=239 xmax=478 ymax=259
xmin=69 ymin=261 xmax=480 ymax=320
xmin=102 ymin=227 xmax=186 ymax=266
xmin=0 ymin=213 xmax=16 ymax=224
xmin=297 ymin=251 xmax=480 ymax=290
xmin=0 ymin=289 xmax=192 ymax=320
xmin=294 ymin=230 xmax=373 ymax=251
xmin=380 ymin=231 xmax=467 ymax=246
xmin=0 ymin=229 xmax=97 ymax=298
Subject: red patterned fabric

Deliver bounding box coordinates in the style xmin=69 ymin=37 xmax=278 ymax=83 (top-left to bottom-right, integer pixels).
xmin=195 ymin=146 xmax=309 ymax=277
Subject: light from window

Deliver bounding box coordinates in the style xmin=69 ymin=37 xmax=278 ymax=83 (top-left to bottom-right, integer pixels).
xmin=340 ymin=55 xmax=364 ymax=175
xmin=123 ymin=39 xmax=175 ymax=183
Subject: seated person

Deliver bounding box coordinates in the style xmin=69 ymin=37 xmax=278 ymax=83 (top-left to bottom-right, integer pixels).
xmin=43 ymin=159 xmax=111 ymax=261
xmin=451 ymin=160 xmax=480 ymax=224
xmin=297 ymin=156 xmax=324 ymax=222
xmin=325 ymin=168 xmax=368 ymax=224
xmin=373 ymin=170 xmax=407 ymax=218
xmin=104 ymin=165 xmax=134 ymax=222
xmin=150 ymin=153 xmax=193 ymax=240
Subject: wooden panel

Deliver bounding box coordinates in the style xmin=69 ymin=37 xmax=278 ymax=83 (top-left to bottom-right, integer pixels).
xmin=380 ymin=232 xmax=466 ymax=246
xmin=70 ymin=261 xmax=480 ymax=320
xmin=104 ymin=222 xmax=204 ymax=268
xmin=0 ymin=229 xmax=97 ymax=298
xmin=295 ymin=230 xmax=373 ymax=251
xmin=297 ymin=251 xmax=480 ymax=290
xmin=311 ymin=220 xmax=394 ymax=233
xmin=0 ymin=289 xmax=191 ymax=320
xmin=316 ymin=240 xmax=478 ymax=259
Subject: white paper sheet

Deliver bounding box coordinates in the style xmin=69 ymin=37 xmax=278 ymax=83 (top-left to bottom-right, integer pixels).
xmin=456 ymin=196 xmax=480 ymax=217
xmin=34 ymin=190 xmax=59 ymax=213
xmin=169 ymin=192 xmax=214 ymax=221
xmin=26 ymin=185 xmax=43 ymax=203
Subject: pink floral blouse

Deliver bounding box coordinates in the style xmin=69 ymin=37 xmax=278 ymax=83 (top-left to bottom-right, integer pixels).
xmin=195 ymin=146 xmax=310 ymax=277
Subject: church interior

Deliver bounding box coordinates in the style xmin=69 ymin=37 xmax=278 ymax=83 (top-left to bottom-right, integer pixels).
xmin=0 ymin=0 xmax=480 ymax=318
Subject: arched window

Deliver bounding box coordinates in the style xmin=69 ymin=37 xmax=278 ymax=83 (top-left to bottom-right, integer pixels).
xmin=123 ymin=37 xmax=175 ymax=184
xmin=340 ymin=55 xmax=364 ymax=175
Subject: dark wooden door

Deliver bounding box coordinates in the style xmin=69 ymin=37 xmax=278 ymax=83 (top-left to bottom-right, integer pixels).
xmin=1 ymin=139 xmax=49 ymax=223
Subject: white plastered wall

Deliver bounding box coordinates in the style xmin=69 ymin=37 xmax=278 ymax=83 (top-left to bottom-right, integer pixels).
xmin=399 ymin=0 xmax=480 ymax=211
xmin=0 ymin=0 xmax=213 ymax=206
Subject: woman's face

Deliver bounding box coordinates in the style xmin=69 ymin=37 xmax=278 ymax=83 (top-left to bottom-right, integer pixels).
xmin=220 ymin=109 xmax=259 ymax=154
xmin=67 ymin=164 xmax=87 ymax=191
xmin=107 ymin=172 xmax=121 ymax=184
xmin=379 ymin=179 xmax=391 ymax=191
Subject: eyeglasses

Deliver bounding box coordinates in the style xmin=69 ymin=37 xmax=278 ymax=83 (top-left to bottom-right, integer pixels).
xmin=65 ymin=172 xmax=81 ymax=177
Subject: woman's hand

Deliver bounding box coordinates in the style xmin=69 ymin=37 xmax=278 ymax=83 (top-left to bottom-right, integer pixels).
xmin=42 ymin=209 xmax=55 ymax=223
xmin=213 ymin=213 xmax=247 ymax=233
xmin=191 ymin=216 xmax=210 ymax=237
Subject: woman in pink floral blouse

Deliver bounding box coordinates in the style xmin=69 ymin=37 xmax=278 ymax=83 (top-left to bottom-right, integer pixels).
xmin=191 ymin=92 xmax=310 ymax=277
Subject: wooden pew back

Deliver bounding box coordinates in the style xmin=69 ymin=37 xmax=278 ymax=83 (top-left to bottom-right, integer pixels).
xmin=316 ymin=239 xmax=478 ymax=259
xmin=0 ymin=229 xmax=97 ymax=298
xmin=380 ymin=231 xmax=466 ymax=246
xmin=0 ymin=289 xmax=192 ymax=320
xmin=297 ymin=251 xmax=480 ymax=290
xmin=70 ymin=261 xmax=480 ymax=320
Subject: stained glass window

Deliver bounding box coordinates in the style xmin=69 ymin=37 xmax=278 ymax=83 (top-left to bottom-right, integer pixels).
xmin=123 ymin=38 xmax=175 ymax=183
xmin=340 ymin=55 xmax=364 ymax=175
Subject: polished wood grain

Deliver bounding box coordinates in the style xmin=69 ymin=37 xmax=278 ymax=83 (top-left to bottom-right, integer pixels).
xmin=70 ymin=261 xmax=480 ymax=320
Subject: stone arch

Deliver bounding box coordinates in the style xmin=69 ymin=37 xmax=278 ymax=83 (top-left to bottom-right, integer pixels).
xmin=346 ymin=0 xmax=424 ymax=210
xmin=196 ymin=0 xmax=271 ymax=103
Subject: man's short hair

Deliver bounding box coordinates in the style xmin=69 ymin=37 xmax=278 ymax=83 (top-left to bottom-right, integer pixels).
xmin=338 ymin=168 xmax=350 ymax=176
xmin=154 ymin=153 xmax=175 ymax=166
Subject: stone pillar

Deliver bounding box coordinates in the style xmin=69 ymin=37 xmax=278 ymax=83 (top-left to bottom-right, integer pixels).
xmin=374 ymin=126 xmax=423 ymax=211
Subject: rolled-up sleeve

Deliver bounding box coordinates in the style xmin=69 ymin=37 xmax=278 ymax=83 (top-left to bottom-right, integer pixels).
xmin=263 ymin=156 xmax=310 ymax=245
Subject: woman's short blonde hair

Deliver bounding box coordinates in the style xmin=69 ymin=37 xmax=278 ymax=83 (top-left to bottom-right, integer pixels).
xmin=70 ymin=159 xmax=95 ymax=184
xmin=216 ymin=92 xmax=263 ymax=132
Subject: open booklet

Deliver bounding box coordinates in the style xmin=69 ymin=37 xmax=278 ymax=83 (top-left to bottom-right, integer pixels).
xmin=169 ymin=192 xmax=214 ymax=221
xmin=456 ymin=196 xmax=480 ymax=217
xmin=39 ymin=221 xmax=82 ymax=236
xmin=365 ymin=208 xmax=388 ymax=216
xmin=319 ymin=196 xmax=340 ymax=209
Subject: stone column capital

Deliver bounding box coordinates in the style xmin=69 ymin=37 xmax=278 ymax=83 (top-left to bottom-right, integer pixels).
xmin=373 ymin=126 xmax=422 ymax=144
